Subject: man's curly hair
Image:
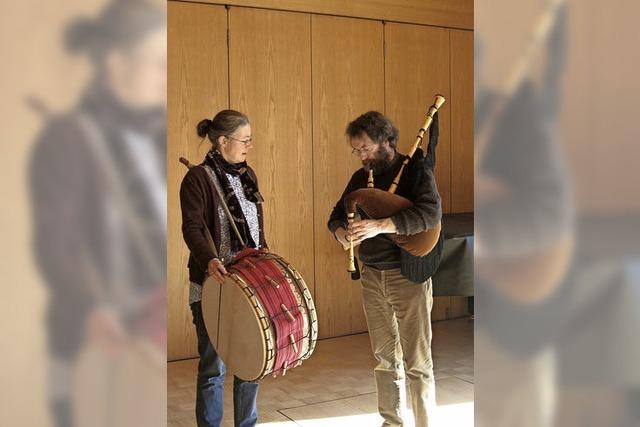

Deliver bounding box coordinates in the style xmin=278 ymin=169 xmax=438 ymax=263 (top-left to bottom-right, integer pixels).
xmin=345 ymin=111 xmax=399 ymax=149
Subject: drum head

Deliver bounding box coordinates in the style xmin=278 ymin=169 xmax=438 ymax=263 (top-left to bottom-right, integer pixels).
xmin=201 ymin=275 xmax=267 ymax=381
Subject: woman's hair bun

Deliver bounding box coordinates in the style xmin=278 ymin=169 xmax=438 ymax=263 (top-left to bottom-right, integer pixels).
xmin=196 ymin=119 xmax=213 ymax=138
xmin=64 ymin=17 xmax=98 ymax=54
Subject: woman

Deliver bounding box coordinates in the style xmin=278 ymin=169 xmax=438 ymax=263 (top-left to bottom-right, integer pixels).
xmin=180 ymin=110 xmax=267 ymax=427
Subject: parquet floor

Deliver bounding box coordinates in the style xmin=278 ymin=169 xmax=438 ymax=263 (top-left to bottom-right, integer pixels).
xmin=168 ymin=317 xmax=473 ymax=426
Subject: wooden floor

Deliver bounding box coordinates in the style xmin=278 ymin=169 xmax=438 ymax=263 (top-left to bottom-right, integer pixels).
xmin=168 ymin=317 xmax=473 ymax=426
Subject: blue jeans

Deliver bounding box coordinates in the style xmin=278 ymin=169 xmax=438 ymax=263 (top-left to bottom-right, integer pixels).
xmin=191 ymin=302 xmax=259 ymax=427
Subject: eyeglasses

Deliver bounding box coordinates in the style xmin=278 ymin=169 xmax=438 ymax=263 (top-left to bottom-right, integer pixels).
xmin=351 ymin=145 xmax=376 ymax=156
xmin=226 ymin=136 xmax=253 ymax=146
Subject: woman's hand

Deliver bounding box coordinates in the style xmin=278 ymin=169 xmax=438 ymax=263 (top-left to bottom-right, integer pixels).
xmin=207 ymin=257 xmax=228 ymax=283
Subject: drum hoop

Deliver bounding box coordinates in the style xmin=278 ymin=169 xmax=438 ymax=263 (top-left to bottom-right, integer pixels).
xmin=232 ymin=256 xmax=307 ymax=375
xmin=265 ymin=254 xmax=318 ymax=361
xmin=226 ymin=252 xmax=319 ymax=378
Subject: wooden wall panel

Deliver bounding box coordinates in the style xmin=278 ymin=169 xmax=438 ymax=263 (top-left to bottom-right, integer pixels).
xmin=312 ymin=15 xmax=384 ymax=338
xmin=196 ymin=0 xmax=473 ymax=30
xmin=431 ymin=297 xmax=449 ymax=321
xmin=167 ymin=1 xmax=229 ymax=360
xmin=168 ymin=3 xmax=473 ymax=359
xmin=432 ymin=297 xmax=470 ymax=321
xmin=450 ymin=29 xmax=474 ymax=213
xmin=385 ymin=23 xmax=452 ymax=213
xmin=450 ymin=296 xmax=471 ymax=318
xmin=228 ymin=8 xmax=314 ymax=299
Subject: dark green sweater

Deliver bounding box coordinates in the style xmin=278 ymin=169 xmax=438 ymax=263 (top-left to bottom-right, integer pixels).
xmin=328 ymin=150 xmax=442 ymax=272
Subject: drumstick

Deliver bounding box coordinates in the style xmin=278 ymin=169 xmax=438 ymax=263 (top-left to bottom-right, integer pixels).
xmin=179 ymin=156 xmax=196 ymax=169
xmin=178 ymin=156 xmax=246 ymax=248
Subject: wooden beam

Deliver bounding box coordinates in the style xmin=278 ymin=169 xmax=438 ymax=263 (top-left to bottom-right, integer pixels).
xmin=173 ymin=0 xmax=473 ymax=30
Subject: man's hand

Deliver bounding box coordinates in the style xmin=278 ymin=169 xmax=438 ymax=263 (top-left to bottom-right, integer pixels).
xmin=334 ymin=227 xmax=351 ymax=250
xmin=207 ymin=257 xmax=228 ymax=283
xmin=347 ymin=218 xmax=396 ymax=245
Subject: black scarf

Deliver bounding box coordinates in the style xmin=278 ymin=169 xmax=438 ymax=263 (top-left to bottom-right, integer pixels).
xmin=204 ymin=150 xmax=264 ymax=253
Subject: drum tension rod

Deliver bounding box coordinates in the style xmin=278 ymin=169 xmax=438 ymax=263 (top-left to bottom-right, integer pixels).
xmin=289 ymin=334 xmax=298 ymax=353
xmin=266 ymin=276 xmax=280 ymax=289
xmin=281 ymin=304 xmax=296 ymax=322
xmin=282 ymin=360 xmax=288 ymax=376
xmin=244 ymin=259 xmax=257 ymax=268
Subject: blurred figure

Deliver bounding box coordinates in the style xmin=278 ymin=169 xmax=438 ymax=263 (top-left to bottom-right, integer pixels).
xmin=475 ymin=2 xmax=572 ymax=426
xmin=28 ymin=0 xmax=166 ymax=426
xmin=475 ymin=1 xmax=640 ymax=426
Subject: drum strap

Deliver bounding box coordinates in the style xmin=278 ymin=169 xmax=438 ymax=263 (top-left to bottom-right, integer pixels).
xmin=203 ymin=165 xmax=246 ymax=248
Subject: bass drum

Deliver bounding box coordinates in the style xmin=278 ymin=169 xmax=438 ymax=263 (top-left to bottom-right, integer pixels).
xmin=201 ymin=248 xmax=317 ymax=381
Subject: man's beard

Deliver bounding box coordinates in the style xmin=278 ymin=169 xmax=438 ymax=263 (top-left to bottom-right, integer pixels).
xmin=364 ymin=145 xmax=395 ymax=175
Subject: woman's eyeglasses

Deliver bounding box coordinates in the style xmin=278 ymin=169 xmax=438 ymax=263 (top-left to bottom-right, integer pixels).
xmin=227 ymin=136 xmax=253 ymax=146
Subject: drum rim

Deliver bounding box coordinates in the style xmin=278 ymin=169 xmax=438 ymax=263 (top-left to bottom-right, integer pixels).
xmin=264 ymin=253 xmax=318 ymax=361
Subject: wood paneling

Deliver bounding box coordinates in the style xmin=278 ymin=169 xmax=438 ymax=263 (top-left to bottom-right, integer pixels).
xmin=228 ymin=8 xmax=314 ymax=298
xmin=167 ymin=1 xmax=229 ymax=360
xmin=432 ymin=297 xmax=450 ymax=321
xmin=451 ymin=29 xmax=474 ymax=213
xmin=167 ymin=2 xmax=474 ymax=358
xmin=195 ymin=0 xmax=473 ymax=30
xmin=385 ymin=23 xmax=452 ymax=212
xmin=432 ymin=296 xmax=470 ymax=321
xmin=450 ymin=296 xmax=471 ymax=318
xmin=312 ymin=15 xmax=384 ymax=338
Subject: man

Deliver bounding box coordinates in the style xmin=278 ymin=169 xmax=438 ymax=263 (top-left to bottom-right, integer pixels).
xmin=327 ymin=111 xmax=442 ymax=426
